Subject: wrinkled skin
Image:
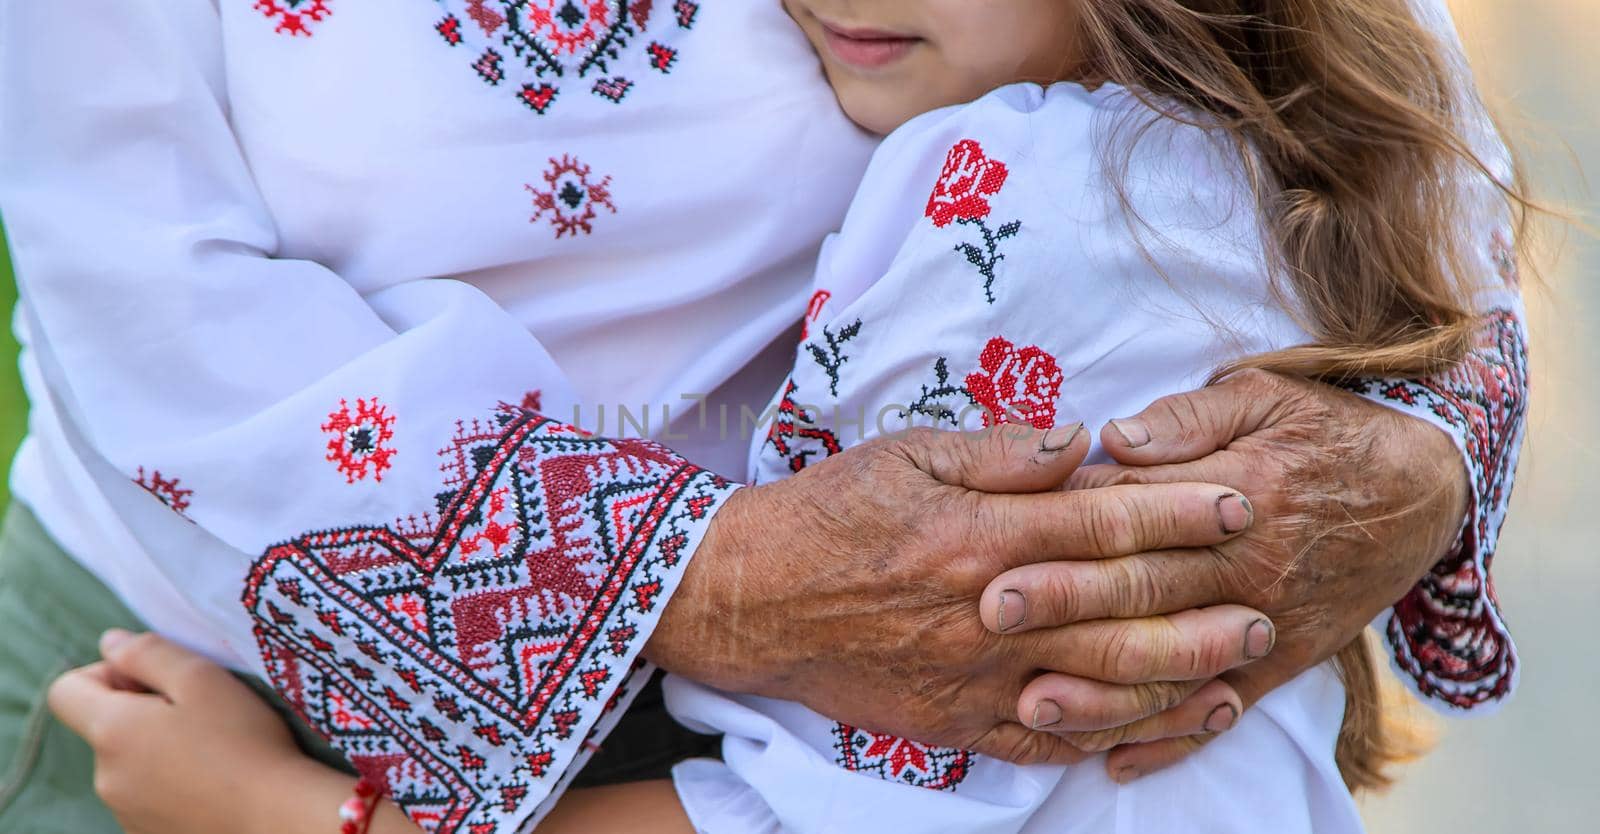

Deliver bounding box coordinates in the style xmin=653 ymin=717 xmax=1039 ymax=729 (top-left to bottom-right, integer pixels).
xmin=650 ymin=420 xmax=1273 ymax=764
xmin=984 ymin=369 xmax=1468 ymax=777
xmin=651 ymin=369 xmax=1467 ymax=775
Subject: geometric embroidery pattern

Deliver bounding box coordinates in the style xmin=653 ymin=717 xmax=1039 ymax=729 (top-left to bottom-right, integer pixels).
xmin=525 ymin=155 xmax=616 ymax=238
xmin=245 ymin=403 xmax=734 ymax=830
xmin=1340 ymin=307 xmax=1528 ymax=709
xmin=322 ymin=397 xmax=399 ymax=484
xmin=431 ymin=0 xmax=701 ymax=116
xmin=133 ymin=466 xmax=194 ymax=519
xmin=253 ymin=0 xmax=333 ymax=37
xmin=833 ymin=723 xmax=972 ymax=792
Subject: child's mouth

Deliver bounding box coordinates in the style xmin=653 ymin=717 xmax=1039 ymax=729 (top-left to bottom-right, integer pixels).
xmin=818 ymin=21 xmax=919 ymax=70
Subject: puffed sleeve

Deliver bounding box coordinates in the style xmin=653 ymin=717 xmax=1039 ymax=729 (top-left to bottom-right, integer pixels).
xmin=0 ymin=1 xmax=737 ymax=830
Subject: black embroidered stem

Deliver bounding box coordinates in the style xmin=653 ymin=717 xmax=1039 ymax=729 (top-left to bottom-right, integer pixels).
xmin=805 ymin=319 xmax=863 ymax=397
xmin=954 ymin=218 xmax=1021 ymax=304
xmin=902 ymin=358 xmax=976 ymax=427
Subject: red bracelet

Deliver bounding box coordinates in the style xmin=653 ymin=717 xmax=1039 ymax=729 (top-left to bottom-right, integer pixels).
xmin=338 ymin=777 xmax=383 ymax=834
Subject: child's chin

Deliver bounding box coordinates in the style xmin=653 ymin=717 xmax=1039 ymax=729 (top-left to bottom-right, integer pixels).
xmin=835 ymin=91 xmax=917 ymax=136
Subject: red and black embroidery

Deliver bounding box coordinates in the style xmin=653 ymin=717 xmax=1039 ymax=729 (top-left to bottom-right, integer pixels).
xmin=1339 ymin=308 xmax=1527 ymax=709
xmin=804 ymin=318 xmax=861 ymax=398
xmin=526 ymin=155 xmax=616 ymax=238
xmin=323 ymin=397 xmax=399 ymax=483
xmin=246 ymin=403 xmax=735 ymax=831
xmin=431 ymin=0 xmax=700 ymax=116
xmin=134 ymin=467 xmax=194 ymax=518
xmin=254 ymin=0 xmax=332 ymax=36
xmin=926 ymin=140 xmax=1021 ymax=304
xmin=899 ymin=338 xmax=1064 ymax=431
xmin=903 ymin=357 xmax=975 ymax=428
xmin=762 ymin=380 xmax=842 ymax=475
xmin=965 ymin=337 xmax=1063 ymax=430
xmin=833 ymin=723 xmax=972 ymax=792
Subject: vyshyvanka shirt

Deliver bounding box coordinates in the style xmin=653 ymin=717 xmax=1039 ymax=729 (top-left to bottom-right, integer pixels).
xmin=3 ymin=1 xmax=872 ymax=830
xmin=663 ymin=78 xmax=1528 ymax=833
xmin=0 ymin=1 xmax=1522 ymax=832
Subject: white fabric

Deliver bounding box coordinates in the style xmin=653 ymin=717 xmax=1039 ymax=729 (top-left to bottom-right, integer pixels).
xmin=0 ymin=0 xmax=875 ymax=666
xmin=663 ymin=81 xmax=1359 ymax=834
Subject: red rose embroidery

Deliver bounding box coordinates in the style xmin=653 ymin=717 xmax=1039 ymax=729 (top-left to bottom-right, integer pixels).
xmin=925 ymin=139 xmax=1008 ymax=228
xmin=925 ymin=140 xmax=1022 ymax=303
xmin=964 ymin=337 xmax=1064 ymax=430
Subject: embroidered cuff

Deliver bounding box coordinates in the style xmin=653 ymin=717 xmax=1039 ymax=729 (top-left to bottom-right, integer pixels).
xmin=242 ymin=403 xmax=739 ymax=832
xmin=1341 ymin=308 xmax=1528 ymax=714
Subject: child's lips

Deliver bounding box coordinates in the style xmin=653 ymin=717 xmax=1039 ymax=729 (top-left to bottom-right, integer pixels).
xmin=818 ymin=21 xmax=919 ymax=70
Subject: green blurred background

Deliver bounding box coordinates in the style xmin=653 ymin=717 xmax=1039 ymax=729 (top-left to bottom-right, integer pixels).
xmin=0 ymin=228 xmax=22 ymax=509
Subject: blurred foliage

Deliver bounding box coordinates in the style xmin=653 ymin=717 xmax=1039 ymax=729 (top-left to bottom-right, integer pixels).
xmin=1 ymin=227 xmax=24 ymax=508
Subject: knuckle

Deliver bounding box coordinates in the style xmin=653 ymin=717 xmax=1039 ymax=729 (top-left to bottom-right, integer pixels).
xmin=1087 ymin=496 xmax=1137 ymax=555
xmin=1041 ymin=567 xmax=1083 ymax=624
xmin=1105 ymin=626 xmax=1156 ymax=682
xmin=1064 ymin=727 xmax=1124 ymax=753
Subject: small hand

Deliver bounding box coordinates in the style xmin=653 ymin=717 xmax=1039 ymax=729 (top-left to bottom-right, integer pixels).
xmin=48 ymin=630 xmax=309 ymax=834
xmin=649 ymin=422 xmax=1272 ymax=765
xmin=979 ymin=370 xmax=1466 ymax=776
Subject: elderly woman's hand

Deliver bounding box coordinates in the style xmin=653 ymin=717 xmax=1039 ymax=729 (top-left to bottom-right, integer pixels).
xmin=982 ymin=369 xmax=1467 ymax=778
xmin=648 ymin=422 xmax=1271 ymax=765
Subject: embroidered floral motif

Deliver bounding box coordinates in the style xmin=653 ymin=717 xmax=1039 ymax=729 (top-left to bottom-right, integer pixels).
xmin=246 ymin=403 xmax=735 ymax=831
xmin=833 ymin=723 xmax=972 ymax=791
xmin=134 ymin=467 xmax=194 ymax=518
xmin=1339 ymin=308 xmax=1527 ymax=709
xmin=673 ymin=0 xmax=699 ymax=28
xmin=924 ymin=140 xmax=1022 ymax=303
xmin=763 ymin=380 xmax=842 ymax=475
xmin=526 ymin=155 xmax=616 ymax=238
xmin=322 ymin=397 xmax=399 ymax=483
xmin=253 ymin=0 xmax=332 ymax=37
xmin=591 ymin=76 xmax=634 ymax=103
xmin=903 ymin=357 xmax=976 ymax=428
xmin=965 ymin=337 xmax=1063 ymax=430
xmin=799 ymin=289 xmax=831 ymax=340
xmin=804 ymin=318 xmax=862 ymax=398
xmin=431 ymin=0 xmax=698 ymax=115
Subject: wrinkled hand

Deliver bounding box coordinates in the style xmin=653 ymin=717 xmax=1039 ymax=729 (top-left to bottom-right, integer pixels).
xmin=47 ymin=631 xmax=308 ymax=834
xmin=648 ymin=422 xmax=1274 ymax=765
xmin=981 ymin=369 xmax=1467 ymax=779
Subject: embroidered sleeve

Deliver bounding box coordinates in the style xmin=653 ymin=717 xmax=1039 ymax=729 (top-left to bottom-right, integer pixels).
xmin=0 ymin=1 xmax=737 ymax=830
xmin=1340 ymin=284 xmax=1528 ymax=714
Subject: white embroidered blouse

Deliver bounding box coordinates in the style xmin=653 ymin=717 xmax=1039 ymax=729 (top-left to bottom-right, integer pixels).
xmin=663 ymin=79 xmax=1528 ymax=834
xmin=0 ymin=1 xmax=1523 ymax=831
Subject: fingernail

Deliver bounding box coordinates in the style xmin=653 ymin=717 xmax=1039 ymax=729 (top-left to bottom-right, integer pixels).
xmin=1217 ymin=493 xmax=1253 ymax=534
xmin=1203 ymin=703 xmax=1239 ymax=733
xmin=1040 ymin=422 xmax=1085 ymax=453
xmin=1244 ymin=618 xmax=1276 ymax=660
xmin=1031 ymin=699 xmax=1063 ymax=729
xmin=1113 ymin=765 xmax=1143 ymax=784
xmin=99 ymin=628 xmax=133 ymax=652
xmin=997 ymin=589 xmax=1027 ymax=632
xmin=1109 ymin=419 xmax=1150 ymax=448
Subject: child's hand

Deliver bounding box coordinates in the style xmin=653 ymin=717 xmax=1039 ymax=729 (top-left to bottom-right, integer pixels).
xmin=47 ymin=629 xmax=306 ymax=834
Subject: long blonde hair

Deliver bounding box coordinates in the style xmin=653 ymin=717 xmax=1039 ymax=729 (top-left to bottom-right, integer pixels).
xmin=1072 ymin=0 xmax=1530 ymax=790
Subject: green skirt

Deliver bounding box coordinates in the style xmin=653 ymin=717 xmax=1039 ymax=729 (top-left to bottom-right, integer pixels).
xmin=0 ymin=503 xmax=714 ymax=832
